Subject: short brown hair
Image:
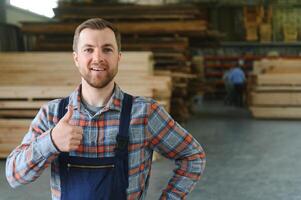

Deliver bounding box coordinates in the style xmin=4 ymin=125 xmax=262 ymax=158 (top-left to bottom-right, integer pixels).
xmin=73 ymin=18 xmax=121 ymax=52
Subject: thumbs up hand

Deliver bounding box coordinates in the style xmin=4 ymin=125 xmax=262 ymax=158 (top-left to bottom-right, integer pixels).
xmin=51 ymin=105 xmax=83 ymax=152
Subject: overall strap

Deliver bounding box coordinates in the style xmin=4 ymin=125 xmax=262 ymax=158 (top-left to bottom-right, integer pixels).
xmin=116 ymin=93 xmax=133 ymax=151
xmin=57 ymin=94 xmax=133 ymax=152
xmin=112 ymin=93 xmax=133 ymax=194
xmin=57 ymin=94 xmax=133 ymax=153
xmin=58 ymin=97 xmax=69 ymax=119
xmin=58 ymin=97 xmax=70 ymax=159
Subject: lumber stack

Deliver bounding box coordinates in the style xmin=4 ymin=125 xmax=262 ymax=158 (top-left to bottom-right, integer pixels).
xmin=248 ymin=58 xmax=301 ymax=119
xmin=20 ymin=2 xmax=216 ymax=122
xmin=243 ymin=5 xmax=272 ymax=42
xmin=283 ymin=24 xmax=298 ymax=42
xmin=0 ymin=52 xmax=171 ymax=158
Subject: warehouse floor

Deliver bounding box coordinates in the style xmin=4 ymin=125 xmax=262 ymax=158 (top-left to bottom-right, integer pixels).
xmin=1 ymin=101 xmax=301 ymax=200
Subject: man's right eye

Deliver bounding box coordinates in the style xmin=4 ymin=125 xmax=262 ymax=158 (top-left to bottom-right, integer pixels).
xmin=84 ymin=48 xmax=93 ymax=53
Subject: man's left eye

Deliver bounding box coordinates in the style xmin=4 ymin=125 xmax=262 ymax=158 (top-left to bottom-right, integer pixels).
xmin=104 ymin=48 xmax=113 ymax=52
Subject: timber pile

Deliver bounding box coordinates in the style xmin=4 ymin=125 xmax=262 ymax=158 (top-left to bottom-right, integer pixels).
xmin=243 ymin=5 xmax=272 ymax=42
xmin=20 ymin=2 xmax=217 ymax=122
xmin=0 ymin=52 xmax=171 ymax=158
xmin=248 ymin=58 xmax=301 ymax=119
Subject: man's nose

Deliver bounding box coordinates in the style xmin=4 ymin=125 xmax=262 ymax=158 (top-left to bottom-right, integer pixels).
xmin=92 ymin=49 xmax=104 ymax=63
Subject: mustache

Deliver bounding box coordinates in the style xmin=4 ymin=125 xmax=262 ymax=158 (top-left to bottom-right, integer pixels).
xmin=90 ymin=63 xmax=108 ymax=68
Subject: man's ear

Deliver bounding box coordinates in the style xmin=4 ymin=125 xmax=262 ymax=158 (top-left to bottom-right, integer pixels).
xmin=118 ymin=51 xmax=121 ymax=62
xmin=73 ymin=51 xmax=79 ymax=68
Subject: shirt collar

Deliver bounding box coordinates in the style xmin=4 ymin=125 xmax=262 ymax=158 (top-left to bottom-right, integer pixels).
xmin=69 ymin=83 xmax=124 ymax=112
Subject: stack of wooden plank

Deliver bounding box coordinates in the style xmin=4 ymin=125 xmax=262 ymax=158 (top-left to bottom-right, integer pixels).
xmin=259 ymin=23 xmax=272 ymax=42
xmin=243 ymin=5 xmax=272 ymax=42
xmin=20 ymin=2 xmax=215 ymax=122
xmin=248 ymin=58 xmax=301 ymax=119
xmin=283 ymin=24 xmax=298 ymax=42
xmin=0 ymin=52 xmax=171 ymax=158
xmin=53 ymin=3 xmax=206 ymax=22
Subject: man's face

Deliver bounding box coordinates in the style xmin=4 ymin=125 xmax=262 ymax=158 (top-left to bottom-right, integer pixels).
xmin=73 ymin=28 xmax=121 ymax=89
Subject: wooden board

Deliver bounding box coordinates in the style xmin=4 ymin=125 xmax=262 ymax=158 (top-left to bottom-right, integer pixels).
xmin=250 ymin=92 xmax=301 ymax=106
xmin=0 ymin=52 xmax=153 ymax=77
xmin=35 ymin=37 xmax=189 ymax=52
xmin=253 ymin=58 xmax=301 ymax=74
xmin=252 ymin=85 xmax=301 ymax=92
xmin=21 ymin=21 xmax=208 ymax=35
xmin=55 ymin=3 xmax=202 ymax=16
xmin=0 ymin=110 xmax=39 ymax=118
xmin=0 ymin=86 xmax=75 ymax=99
xmin=250 ymin=106 xmax=301 ymax=119
xmin=0 ymin=119 xmax=31 ymax=158
xmin=255 ymin=74 xmax=301 ymax=86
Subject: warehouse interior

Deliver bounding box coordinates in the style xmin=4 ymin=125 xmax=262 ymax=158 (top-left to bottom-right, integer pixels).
xmin=1 ymin=0 xmax=301 ymax=199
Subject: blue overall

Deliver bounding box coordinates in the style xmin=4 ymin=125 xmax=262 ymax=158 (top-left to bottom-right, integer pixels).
xmin=57 ymin=93 xmax=133 ymax=200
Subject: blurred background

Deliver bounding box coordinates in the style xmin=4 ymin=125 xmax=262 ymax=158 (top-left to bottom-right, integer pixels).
xmin=1 ymin=0 xmax=301 ymax=199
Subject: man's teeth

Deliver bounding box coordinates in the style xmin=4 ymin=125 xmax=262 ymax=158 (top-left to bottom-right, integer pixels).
xmin=91 ymin=68 xmax=104 ymax=71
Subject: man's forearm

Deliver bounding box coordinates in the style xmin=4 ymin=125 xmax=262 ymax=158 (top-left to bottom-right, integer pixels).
xmin=160 ymin=152 xmax=205 ymax=199
xmin=6 ymin=130 xmax=59 ymax=188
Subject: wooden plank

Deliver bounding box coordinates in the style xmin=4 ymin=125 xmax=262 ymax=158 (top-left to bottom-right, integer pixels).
xmin=55 ymin=12 xmax=196 ymax=21
xmin=34 ymin=37 xmax=189 ymax=52
xmin=250 ymin=92 xmax=301 ymax=106
xmin=250 ymin=107 xmax=301 ymax=119
xmin=21 ymin=21 xmax=207 ymax=35
xmin=252 ymin=85 xmax=301 ymax=92
xmin=256 ymin=74 xmax=301 ymax=86
xmin=0 ymin=86 xmax=75 ymax=99
xmin=0 ymin=144 xmax=20 ymax=158
xmin=0 ymin=84 xmax=153 ymax=99
xmin=55 ymin=3 xmax=202 ymax=15
xmin=0 ymin=52 xmax=153 ymax=74
xmin=0 ymin=119 xmax=31 ymax=126
xmin=0 ymin=75 xmax=170 ymax=98
xmin=0 ymin=110 xmax=38 ymax=118
xmin=0 ymin=119 xmax=31 ymax=158
xmin=0 ymin=100 xmax=47 ymax=109
xmin=253 ymin=59 xmax=301 ymax=74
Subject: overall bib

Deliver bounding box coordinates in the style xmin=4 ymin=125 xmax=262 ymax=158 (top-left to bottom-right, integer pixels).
xmin=57 ymin=93 xmax=133 ymax=200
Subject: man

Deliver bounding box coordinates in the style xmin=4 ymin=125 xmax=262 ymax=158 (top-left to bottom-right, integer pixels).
xmin=6 ymin=18 xmax=205 ymax=200
xmin=223 ymin=69 xmax=234 ymax=105
xmin=228 ymin=59 xmax=246 ymax=107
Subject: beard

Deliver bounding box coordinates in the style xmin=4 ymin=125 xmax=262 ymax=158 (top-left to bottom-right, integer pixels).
xmin=80 ymin=65 xmax=118 ymax=89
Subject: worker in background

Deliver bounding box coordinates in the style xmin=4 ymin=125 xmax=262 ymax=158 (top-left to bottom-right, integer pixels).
xmin=228 ymin=59 xmax=246 ymax=107
xmin=6 ymin=18 xmax=205 ymax=200
xmin=223 ymin=69 xmax=234 ymax=105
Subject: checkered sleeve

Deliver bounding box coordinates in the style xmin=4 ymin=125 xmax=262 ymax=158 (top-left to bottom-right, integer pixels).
xmin=146 ymin=100 xmax=206 ymax=200
xmin=5 ymin=102 xmax=60 ymax=188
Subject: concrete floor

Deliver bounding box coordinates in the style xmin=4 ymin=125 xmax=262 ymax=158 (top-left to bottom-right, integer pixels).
xmin=1 ymin=101 xmax=301 ymax=200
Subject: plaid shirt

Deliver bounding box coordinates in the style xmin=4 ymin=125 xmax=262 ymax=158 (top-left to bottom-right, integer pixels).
xmin=6 ymin=84 xmax=205 ymax=200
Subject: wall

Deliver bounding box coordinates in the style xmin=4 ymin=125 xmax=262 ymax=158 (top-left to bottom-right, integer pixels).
xmin=5 ymin=4 xmax=50 ymax=27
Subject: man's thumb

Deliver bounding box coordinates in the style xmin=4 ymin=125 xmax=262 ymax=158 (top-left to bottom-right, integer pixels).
xmin=62 ymin=105 xmax=73 ymax=122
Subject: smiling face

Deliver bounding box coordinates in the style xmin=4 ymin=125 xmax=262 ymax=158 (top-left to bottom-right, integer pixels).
xmin=73 ymin=28 xmax=121 ymax=89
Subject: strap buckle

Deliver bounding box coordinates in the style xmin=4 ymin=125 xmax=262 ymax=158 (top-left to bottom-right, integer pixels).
xmin=116 ymin=135 xmax=128 ymax=150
